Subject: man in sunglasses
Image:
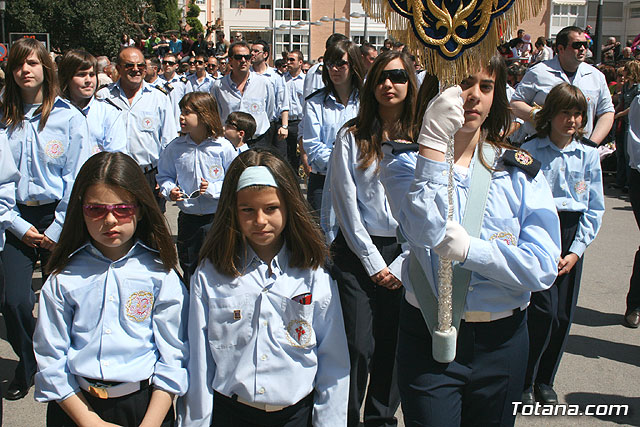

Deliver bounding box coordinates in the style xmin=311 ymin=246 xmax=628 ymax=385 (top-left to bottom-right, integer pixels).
xmin=284 ymin=49 xmax=305 ymax=170
xmin=511 ymin=25 xmax=614 ymax=145
xmin=97 ymin=47 xmax=177 ymax=212
xmin=159 ymin=53 xmax=188 ymax=127
xmin=185 ymin=54 xmax=216 ymax=93
xmin=210 ymin=41 xmax=275 ymax=150
xmin=207 ymin=56 xmax=221 ymax=79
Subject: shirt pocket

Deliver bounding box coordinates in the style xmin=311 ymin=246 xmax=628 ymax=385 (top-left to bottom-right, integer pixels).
xmin=137 ymin=111 xmax=157 ymax=134
xmin=278 ymin=297 xmax=316 ymax=351
xmin=201 ymin=154 xmax=225 ymax=182
xmin=66 ymin=279 xmax=105 ymax=333
xmin=568 ymin=170 xmax=588 ymax=203
xmin=242 ymin=98 xmax=265 ymax=115
xmin=482 ymin=216 xmax=521 ymax=247
xmin=37 ymin=137 xmax=67 ymax=169
xmin=120 ymin=279 xmax=156 ymax=328
xmin=206 ymin=294 xmax=254 ymax=350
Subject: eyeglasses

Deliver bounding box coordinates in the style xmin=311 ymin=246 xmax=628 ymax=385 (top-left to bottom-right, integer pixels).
xmin=189 ymin=61 xmax=196 ymax=65
xmin=377 ymin=69 xmax=409 ymax=85
xmin=83 ymin=204 xmax=138 ymax=219
xmin=326 ymin=59 xmax=349 ymax=69
xmin=163 ymin=61 xmax=177 ymax=66
xmin=207 ymin=63 xmax=218 ymax=68
xmin=122 ymin=62 xmax=146 ymax=71
xmin=194 ymin=60 xmax=205 ymax=65
xmin=287 ymin=57 xmax=297 ymax=62
xmin=571 ymin=41 xmax=589 ymax=50
xmin=232 ymin=54 xmax=252 ymax=61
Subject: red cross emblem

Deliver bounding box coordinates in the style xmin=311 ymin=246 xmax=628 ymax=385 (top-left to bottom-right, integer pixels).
xmin=213 ymin=167 xmax=220 ymax=175
xmin=295 ymin=326 xmax=305 ymax=341
xmin=144 ymin=119 xmax=151 ymax=127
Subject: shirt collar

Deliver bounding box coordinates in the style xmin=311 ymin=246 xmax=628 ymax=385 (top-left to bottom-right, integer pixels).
xmin=70 ymin=239 xmax=158 ymax=262
xmin=536 ymin=135 xmax=582 ymax=152
xmin=240 ymin=242 xmax=289 ymax=273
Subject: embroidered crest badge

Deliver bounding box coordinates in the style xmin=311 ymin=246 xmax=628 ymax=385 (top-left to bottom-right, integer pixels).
xmin=249 ymin=103 xmax=260 ymax=113
xmin=514 ymin=151 xmax=533 ymax=166
xmin=209 ymin=163 xmax=223 ymax=180
xmin=286 ymin=319 xmax=313 ymax=347
xmin=45 ymin=140 xmax=64 ymax=159
xmin=125 ymin=291 xmax=154 ymax=322
xmin=489 ymin=231 xmax=517 ymax=246
xmin=574 ymin=180 xmax=587 ymax=194
xmin=141 ymin=117 xmax=154 ymax=130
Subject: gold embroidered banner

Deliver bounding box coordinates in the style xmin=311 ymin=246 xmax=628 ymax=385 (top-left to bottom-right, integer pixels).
xmin=362 ymin=0 xmax=544 ymax=83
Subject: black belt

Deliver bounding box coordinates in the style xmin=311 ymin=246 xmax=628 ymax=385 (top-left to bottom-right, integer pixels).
xmin=141 ymin=165 xmax=158 ymax=175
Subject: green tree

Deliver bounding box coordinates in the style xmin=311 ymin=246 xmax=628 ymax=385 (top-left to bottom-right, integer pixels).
xmin=186 ymin=1 xmax=204 ymax=38
xmin=152 ymin=0 xmax=181 ymax=34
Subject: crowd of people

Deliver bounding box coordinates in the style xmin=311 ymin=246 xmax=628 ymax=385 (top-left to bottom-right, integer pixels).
xmin=0 ymin=22 xmax=635 ymax=427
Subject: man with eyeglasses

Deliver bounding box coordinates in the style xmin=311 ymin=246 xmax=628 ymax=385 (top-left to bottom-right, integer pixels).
xmin=284 ymin=49 xmax=305 ymax=170
xmin=159 ymin=53 xmax=188 ymax=127
xmin=207 ymin=56 xmax=221 ymax=79
xmin=250 ymin=40 xmax=289 ymax=158
xmin=97 ymin=47 xmax=177 ymax=212
xmin=185 ymin=54 xmax=216 ymax=93
xmin=144 ymin=57 xmax=162 ymax=87
xmin=511 ymin=25 xmax=614 ymax=145
xmin=211 ymin=41 xmax=275 ymax=150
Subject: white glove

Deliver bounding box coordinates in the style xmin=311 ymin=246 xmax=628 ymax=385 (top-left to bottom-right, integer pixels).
xmin=417 ymin=86 xmax=465 ymax=153
xmin=433 ymin=220 xmax=470 ymax=262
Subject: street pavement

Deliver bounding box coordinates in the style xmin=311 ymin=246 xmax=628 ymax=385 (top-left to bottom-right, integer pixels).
xmin=0 ymin=176 xmax=638 ymax=426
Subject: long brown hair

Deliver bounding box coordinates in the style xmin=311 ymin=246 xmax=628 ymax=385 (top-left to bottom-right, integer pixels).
xmin=179 ymin=92 xmax=224 ymax=139
xmin=349 ymin=50 xmax=418 ymax=170
xmin=321 ymin=40 xmax=365 ymax=105
xmin=413 ymin=54 xmax=513 ymax=170
xmin=200 ymin=150 xmax=327 ymax=277
xmin=58 ymin=49 xmax=98 ymax=102
xmin=46 ymin=152 xmax=178 ymax=274
xmin=534 ymin=82 xmax=588 ymax=138
xmin=1 ymin=38 xmax=58 ymax=131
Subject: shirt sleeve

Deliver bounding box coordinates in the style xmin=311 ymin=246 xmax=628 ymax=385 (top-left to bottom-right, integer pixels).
xmin=45 ymin=112 xmax=91 ymax=242
xmin=302 ymin=98 xmax=332 ymax=173
xmin=0 ymin=145 xmax=20 ymax=233
xmin=33 ymin=275 xmax=81 ymax=402
xmin=511 ymin=66 xmax=539 ymax=104
xmin=176 ymin=266 xmax=216 ymax=427
xmin=157 ymin=140 xmax=179 ymax=200
xmin=159 ymin=95 xmax=178 ymax=150
xmin=569 ymin=149 xmax=605 ymax=256
xmin=595 ymin=72 xmax=615 ymax=116
xmin=330 ymin=132 xmax=387 ymax=276
xmin=312 ymin=276 xmax=349 ymax=427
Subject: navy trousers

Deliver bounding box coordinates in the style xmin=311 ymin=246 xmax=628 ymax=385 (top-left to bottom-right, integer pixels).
xmin=525 ymin=211 xmax=583 ymax=389
xmin=306 ymin=173 xmax=325 ymax=218
xmin=1 ymin=202 xmax=57 ymax=388
xmin=397 ymin=300 xmax=528 ymax=427
xmin=177 ymin=211 xmax=215 ymax=287
xmin=212 ymin=391 xmax=313 ymax=427
xmin=627 ymin=168 xmax=640 ymax=313
xmin=331 ymin=231 xmax=402 ymax=427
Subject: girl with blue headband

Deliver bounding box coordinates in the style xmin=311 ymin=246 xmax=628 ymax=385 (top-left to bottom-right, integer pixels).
xmin=178 ymin=150 xmax=350 ymax=426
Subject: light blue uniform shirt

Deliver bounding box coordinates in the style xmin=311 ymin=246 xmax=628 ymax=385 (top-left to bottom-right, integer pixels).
xmin=33 ymin=241 xmax=189 ymax=402
xmin=0 ymin=132 xmax=20 ymax=251
xmin=380 ymin=148 xmax=561 ymax=313
xmin=177 ymin=245 xmax=349 ymax=427
xmin=237 ymin=144 xmax=250 ymax=154
xmin=159 ymin=73 xmax=188 ymax=129
xmin=157 ymin=135 xmax=237 ymax=215
xmin=3 ymin=98 xmax=91 ymax=241
xmin=328 ymin=129 xmax=398 ymax=275
xmin=97 ymin=81 xmax=177 ymax=166
xmin=211 ymin=72 xmax=275 ymax=137
xmin=522 ymin=136 xmax=604 ymax=257
xmin=251 ymin=66 xmax=289 ymax=120
xmin=185 ymin=72 xmax=216 ymax=94
xmin=284 ymin=71 xmax=305 ymax=121
xmin=302 ymin=90 xmax=359 ymax=174
xmin=626 ymin=92 xmax=640 ymax=172
xmin=81 ymin=97 xmax=127 ymax=154
xmin=303 ymin=62 xmax=324 ymax=99
xmin=511 ymin=56 xmax=614 ymax=142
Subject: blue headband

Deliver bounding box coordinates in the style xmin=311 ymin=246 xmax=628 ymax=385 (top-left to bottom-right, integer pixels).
xmin=236 ymin=166 xmax=279 ymax=191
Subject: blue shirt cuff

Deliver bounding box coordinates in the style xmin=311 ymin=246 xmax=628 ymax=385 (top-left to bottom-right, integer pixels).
xmin=45 ymin=222 xmax=62 ymax=243
xmin=415 ymin=154 xmax=448 ymax=186
xmin=460 ymin=236 xmax=491 ymax=271
xmin=153 ymin=363 xmax=189 ymax=396
xmin=569 ymin=241 xmax=586 ymax=258
xmin=10 ymin=216 xmax=33 ymax=240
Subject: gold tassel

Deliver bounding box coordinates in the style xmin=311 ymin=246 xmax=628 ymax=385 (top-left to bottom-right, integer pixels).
xmin=360 ymin=0 xmax=545 ymax=84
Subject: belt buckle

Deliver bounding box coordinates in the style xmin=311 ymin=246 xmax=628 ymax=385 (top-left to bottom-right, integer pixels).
xmin=24 ymin=200 xmax=39 ymax=207
xmin=465 ymin=311 xmax=492 ymax=322
xmin=88 ymin=385 xmax=109 ymax=399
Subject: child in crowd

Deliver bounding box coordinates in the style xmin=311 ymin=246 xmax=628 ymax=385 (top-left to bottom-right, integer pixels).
xmin=157 ymin=92 xmax=237 ymax=284
xmin=521 ymin=83 xmax=604 ymax=404
xmin=224 ymin=111 xmax=256 ymax=154
xmin=33 ymin=152 xmax=189 ymax=426
xmin=177 ymin=150 xmax=349 ymax=426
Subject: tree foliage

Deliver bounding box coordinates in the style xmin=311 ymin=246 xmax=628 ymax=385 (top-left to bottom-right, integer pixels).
xmin=186 ymin=1 xmax=204 ymax=38
xmin=5 ymin=0 xmax=182 ymax=58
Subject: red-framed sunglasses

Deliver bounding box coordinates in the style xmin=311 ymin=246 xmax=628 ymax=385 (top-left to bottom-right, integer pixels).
xmin=82 ymin=204 xmax=138 ymax=219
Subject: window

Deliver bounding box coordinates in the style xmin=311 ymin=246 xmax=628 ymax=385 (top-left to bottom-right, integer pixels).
xmin=550 ymin=1 xmax=586 ymax=37
xmin=631 ymin=6 xmax=640 ymax=18
xmin=275 ymin=32 xmax=309 ymax=58
xmin=352 ymin=34 xmax=386 ymax=51
xmin=588 ymin=1 xmax=623 ymax=18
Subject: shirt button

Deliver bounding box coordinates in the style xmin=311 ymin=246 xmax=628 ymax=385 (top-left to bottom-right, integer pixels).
xmin=263 ymin=321 xmax=268 ymax=327
xmin=105 ymin=329 xmax=112 ymax=334
xmin=258 ymin=387 xmax=265 ymax=394
xmin=562 ymin=201 xmax=567 ymax=206
xmin=468 ymin=286 xmax=474 ymax=292
xmin=262 ymin=288 xmax=268 ymax=293
xmin=108 ymin=296 xmax=115 ymax=302
xmin=441 ymin=170 xmax=447 ymax=176
xmin=261 ymin=354 xmax=268 ymax=361
xmin=102 ymin=361 xmax=110 ymax=367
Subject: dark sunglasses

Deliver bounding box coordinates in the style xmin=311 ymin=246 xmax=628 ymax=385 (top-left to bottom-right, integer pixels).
xmin=287 ymin=57 xmax=297 ymax=62
xmin=194 ymin=60 xmax=205 ymax=65
xmin=163 ymin=61 xmax=177 ymax=66
xmin=83 ymin=204 xmax=138 ymax=219
xmin=123 ymin=62 xmax=146 ymax=71
xmin=207 ymin=63 xmax=218 ymax=68
xmin=326 ymin=59 xmax=349 ymax=69
xmin=233 ymin=54 xmax=252 ymax=61
xmin=571 ymin=41 xmax=589 ymax=50
xmin=377 ymin=69 xmax=409 ymax=85
xmin=189 ymin=61 xmax=196 ymax=65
